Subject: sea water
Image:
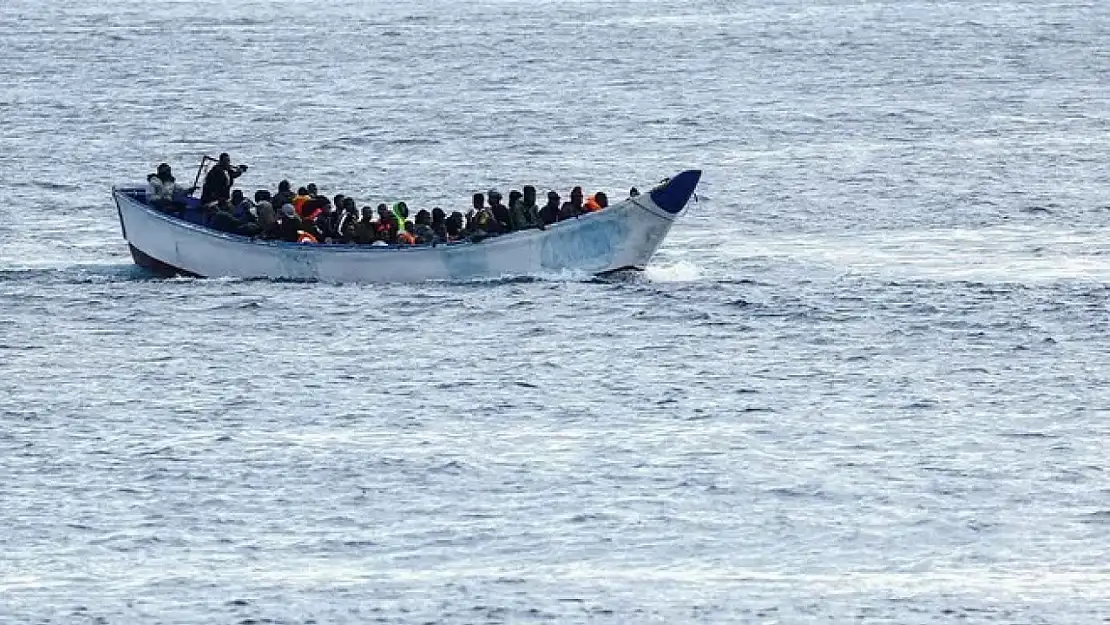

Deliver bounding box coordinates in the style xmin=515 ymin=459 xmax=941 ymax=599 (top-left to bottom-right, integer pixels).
xmin=1 ymin=0 xmax=1108 ymax=622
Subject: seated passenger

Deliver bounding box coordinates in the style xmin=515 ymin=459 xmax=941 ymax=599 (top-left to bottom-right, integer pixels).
xmin=507 ymin=190 xmax=523 ymax=223
xmin=487 ymin=189 xmax=510 ymax=233
xmin=413 ymin=209 xmax=437 ymax=244
xmin=273 ymin=180 xmax=296 ymax=211
xmin=392 ymin=201 xmax=410 ymax=232
xmin=540 ymin=191 xmax=560 ymax=226
xmin=465 ymin=192 xmax=484 ymax=231
xmin=334 ymin=201 xmax=359 ymax=243
xmin=231 ymin=190 xmax=256 ymax=223
xmin=431 ymin=208 xmax=447 ymax=240
xmin=207 ymin=204 xmax=259 ymax=236
xmin=595 ymin=191 xmax=609 ymax=209
xmin=307 ymin=183 xmax=320 ymax=198
xmin=292 ymin=187 xmax=311 ymax=216
xmin=396 ymin=228 xmax=416 ymax=245
xmin=301 ymin=196 xmax=330 ymax=223
xmin=278 ymin=204 xmax=302 ymax=242
xmin=583 ymin=193 xmax=601 ymax=212
xmin=509 ymin=185 xmax=541 ymax=230
xmin=629 ymin=187 xmax=640 ymax=198
xmin=559 ymin=186 xmax=584 ymax=220
xmin=146 ymin=163 xmax=195 ymax=214
xmin=446 ymin=211 xmax=465 ymax=241
xmin=352 ymin=206 xmax=375 ymax=244
xmin=467 ymin=193 xmax=496 ymax=237
xmin=375 ymin=204 xmax=397 ymax=243
xmin=255 ymin=201 xmax=278 ymax=238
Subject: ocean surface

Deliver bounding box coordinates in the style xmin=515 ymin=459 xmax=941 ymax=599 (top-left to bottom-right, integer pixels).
xmin=2 ymin=0 xmax=1109 ymax=623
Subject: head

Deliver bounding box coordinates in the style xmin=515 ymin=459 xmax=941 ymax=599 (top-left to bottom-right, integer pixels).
xmin=415 ymin=209 xmax=430 ymax=226
xmin=404 ymin=220 xmax=414 ymax=232
xmin=333 ymin=194 xmax=345 ymax=208
xmin=629 ymin=187 xmax=640 ymax=197
xmin=472 ymin=193 xmax=484 ymax=210
xmin=487 ymin=189 xmax=502 ymax=207
xmin=547 ymin=190 xmax=560 ymax=206
xmin=447 ymin=212 xmax=463 ymax=235
xmin=432 ymin=207 xmax=445 ymax=224
xmin=231 ymin=189 xmax=244 ymax=205
xmin=256 ymin=200 xmax=274 ymax=222
xmin=394 ymin=201 xmax=409 ymax=218
xmin=297 ymin=187 xmax=309 ymax=196
xmin=523 ymin=185 xmax=536 ymax=204
xmin=307 ymin=183 xmax=318 ymax=196
xmin=255 ymin=189 xmax=271 ymax=202
xmin=218 ymin=153 xmax=231 ymax=166
xmin=361 ymin=206 xmax=374 ymax=222
xmin=595 ymin=191 xmax=608 ymax=208
xmin=278 ymin=179 xmax=291 ymax=193
xmin=571 ymin=186 xmax=583 ymax=205
xmin=508 ymin=190 xmax=522 ymax=208
xmin=156 ymin=163 xmax=172 ymax=180
xmin=378 ymin=205 xmax=392 ymax=220
xmin=343 ymin=197 xmax=356 ymax=212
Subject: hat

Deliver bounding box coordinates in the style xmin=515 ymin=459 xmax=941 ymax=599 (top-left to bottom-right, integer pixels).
xmin=281 ymin=203 xmax=296 ymax=217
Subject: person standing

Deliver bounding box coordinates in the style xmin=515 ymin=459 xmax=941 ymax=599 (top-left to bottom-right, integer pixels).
xmin=200 ymin=152 xmax=248 ymax=208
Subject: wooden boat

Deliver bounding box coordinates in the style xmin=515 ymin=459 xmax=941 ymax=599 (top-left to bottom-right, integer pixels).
xmin=111 ymin=170 xmax=701 ymax=283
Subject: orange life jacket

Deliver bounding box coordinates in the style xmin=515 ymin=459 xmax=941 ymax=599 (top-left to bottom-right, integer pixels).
xmin=296 ymin=231 xmax=318 ymax=244
xmin=396 ymin=231 xmax=416 ymax=245
xmin=583 ymin=195 xmax=601 ymax=212
xmin=292 ymin=195 xmax=311 ymax=216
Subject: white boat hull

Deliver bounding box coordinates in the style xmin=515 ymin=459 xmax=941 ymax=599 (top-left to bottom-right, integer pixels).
xmin=113 ymin=171 xmax=700 ymax=283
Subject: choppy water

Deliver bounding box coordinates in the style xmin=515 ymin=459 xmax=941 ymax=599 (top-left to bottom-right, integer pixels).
xmin=2 ymin=0 xmax=1110 ymax=623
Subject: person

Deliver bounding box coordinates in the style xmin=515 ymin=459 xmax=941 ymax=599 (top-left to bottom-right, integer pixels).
xmin=255 ymin=200 xmax=278 ymax=238
xmin=200 ymin=153 xmax=247 ymax=208
xmin=559 ymin=186 xmax=584 ymax=220
xmin=467 ymin=192 xmax=496 ymax=237
xmin=629 ymin=187 xmax=640 ymax=198
xmin=392 ymin=201 xmax=410 ymax=232
xmin=354 ymin=206 xmax=376 ymax=244
xmin=273 ymin=180 xmax=296 ymax=210
xmin=509 ymin=185 xmax=541 ymax=230
xmin=595 ymin=191 xmax=609 ymax=209
xmin=446 ymin=211 xmax=465 ymax=241
xmin=507 ymin=190 xmax=523 ymax=224
xmin=331 ymin=194 xmax=347 ymax=234
xmin=146 ymin=163 xmax=194 ymax=214
xmin=431 ymin=208 xmax=447 ymax=240
xmin=292 ymin=187 xmax=312 ymax=216
xmin=539 ymin=190 xmax=560 ymax=226
xmin=583 ymin=194 xmax=601 ymax=212
xmin=487 ymin=189 xmax=510 ymax=233
xmin=375 ymin=204 xmax=397 ymax=242
xmin=396 ymin=227 xmax=416 ymax=245
xmin=231 ymin=190 xmax=256 ymax=223
xmin=307 ymin=183 xmax=320 ymax=198
xmin=412 ymin=209 xmax=437 ymax=244
xmin=277 ymin=204 xmax=302 ymax=242
xmin=466 ymin=192 xmax=484 ymax=232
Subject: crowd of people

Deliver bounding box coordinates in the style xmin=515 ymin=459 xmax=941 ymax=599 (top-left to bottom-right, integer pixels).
xmin=146 ymin=154 xmax=642 ymax=246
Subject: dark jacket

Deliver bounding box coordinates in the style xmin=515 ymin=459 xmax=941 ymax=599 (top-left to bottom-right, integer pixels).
xmin=539 ymin=201 xmax=560 ymax=226
xmin=201 ymin=164 xmax=243 ymax=205
xmin=490 ymin=203 xmax=511 ymax=232
xmin=559 ymin=201 xmax=583 ymax=221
